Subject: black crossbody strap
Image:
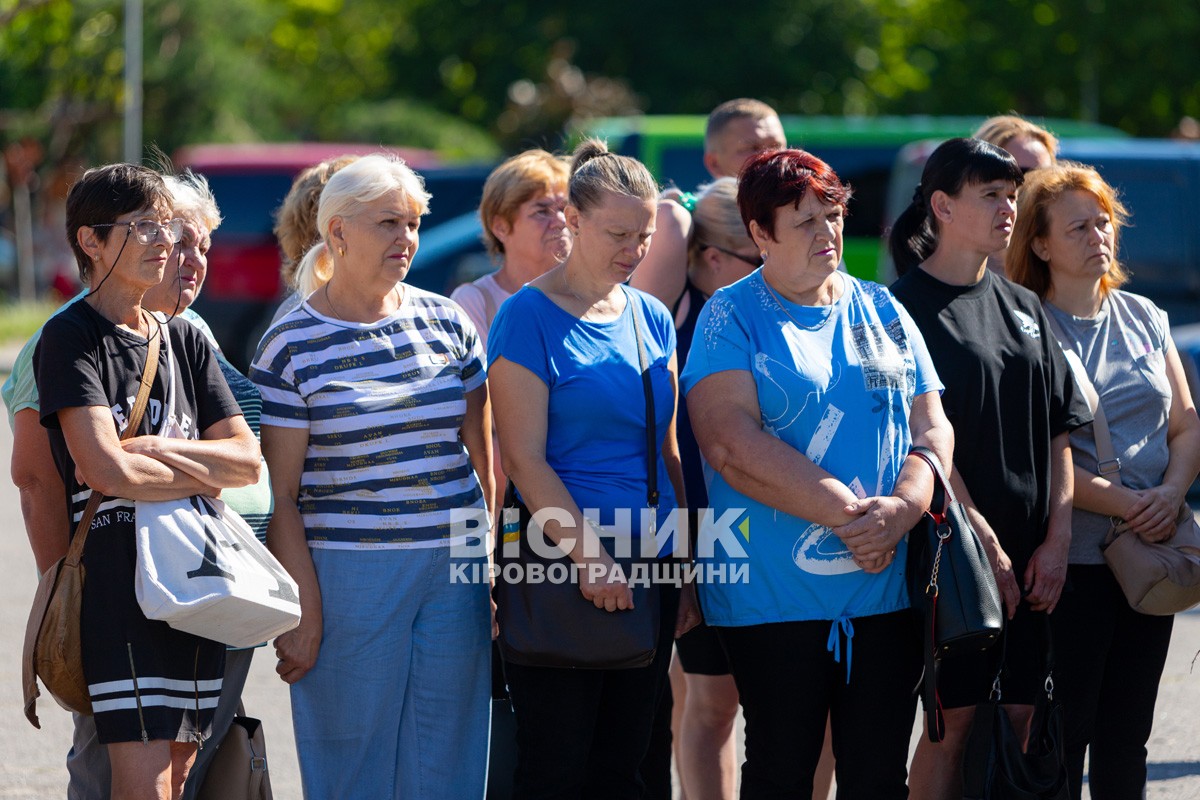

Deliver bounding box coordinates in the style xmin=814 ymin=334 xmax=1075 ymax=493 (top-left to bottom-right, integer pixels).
xmin=629 ymin=293 xmax=658 ymax=511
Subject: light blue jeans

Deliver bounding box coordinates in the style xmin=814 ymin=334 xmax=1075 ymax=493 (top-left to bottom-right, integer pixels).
xmin=293 ymin=546 xmax=491 ymax=800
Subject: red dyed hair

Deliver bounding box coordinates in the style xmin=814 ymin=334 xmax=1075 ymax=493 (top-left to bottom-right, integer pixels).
xmin=737 ymin=149 xmax=851 ymax=241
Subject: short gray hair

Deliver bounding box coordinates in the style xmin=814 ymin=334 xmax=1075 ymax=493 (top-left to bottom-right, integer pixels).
xmin=164 ymin=169 xmax=222 ymax=233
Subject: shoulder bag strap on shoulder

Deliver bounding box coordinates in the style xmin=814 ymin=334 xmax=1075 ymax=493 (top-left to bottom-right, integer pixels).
xmin=1042 ymin=311 xmax=1122 ymax=484
xmin=629 ymin=292 xmax=658 ymax=511
xmin=64 ymin=311 xmax=162 ymax=567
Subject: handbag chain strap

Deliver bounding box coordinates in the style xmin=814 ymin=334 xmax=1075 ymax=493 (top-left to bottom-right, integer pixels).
xmin=64 ymin=311 xmax=162 ymax=568
xmin=629 ymin=290 xmax=659 ymax=518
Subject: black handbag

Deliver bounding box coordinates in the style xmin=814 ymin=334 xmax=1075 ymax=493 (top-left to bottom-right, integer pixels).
xmin=906 ymin=446 xmax=1004 ymax=741
xmin=493 ymin=302 xmax=662 ymax=669
xmin=961 ymin=623 xmax=1070 ymax=800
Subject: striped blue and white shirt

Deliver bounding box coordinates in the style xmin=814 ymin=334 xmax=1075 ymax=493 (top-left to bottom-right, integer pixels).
xmin=250 ymin=287 xmax=487 ymax=549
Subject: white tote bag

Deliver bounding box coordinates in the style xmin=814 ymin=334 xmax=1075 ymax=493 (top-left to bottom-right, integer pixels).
xmin=134 ymin=324 xmax=301 ymax=647
xmin=135 ymin=494 xmax=301 ymax=647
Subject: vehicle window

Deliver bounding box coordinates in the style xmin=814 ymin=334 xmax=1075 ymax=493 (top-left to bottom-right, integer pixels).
xmin=205 ymin=173 xmax=295 ymax=237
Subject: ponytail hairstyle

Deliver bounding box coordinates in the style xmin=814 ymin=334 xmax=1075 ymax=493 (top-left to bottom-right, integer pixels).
xmin=687 ymin=177 xmax=753 ymax=270
xmin=887 ymin=137 xmax=1023 ymax=276
xmin=275 ymin=155 xmax=360 ymax=288
xmin=568 ymin=138 xmax=658 ymax=213
xmin=292 ymin=153 xmax=431 ymax=297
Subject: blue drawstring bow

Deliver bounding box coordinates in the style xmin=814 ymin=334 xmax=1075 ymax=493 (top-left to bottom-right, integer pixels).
xmin=826 ymin=615 xmax=855 ymax=684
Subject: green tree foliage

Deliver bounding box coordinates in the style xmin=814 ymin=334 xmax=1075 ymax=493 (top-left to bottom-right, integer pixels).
xmin=1 ymin=0 xmax=1198 ymax=170
xmin=858 ymin=0 xmax=1200 ymax=134
xmin=0 ymin=0 xmax=501 ymax=164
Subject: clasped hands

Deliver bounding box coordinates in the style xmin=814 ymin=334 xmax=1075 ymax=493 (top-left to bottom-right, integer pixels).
xmin=832 ymin=495 xmax=926 ymax=574
xmin=1120 ymin=485 xmax=1184 ymax=544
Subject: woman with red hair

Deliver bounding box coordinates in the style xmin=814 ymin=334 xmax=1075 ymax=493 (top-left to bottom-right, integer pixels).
xmin=681 ymin=150 xmax=953 ymax=798
xmin=1008 ymin=164 xmax=1200 ymax=800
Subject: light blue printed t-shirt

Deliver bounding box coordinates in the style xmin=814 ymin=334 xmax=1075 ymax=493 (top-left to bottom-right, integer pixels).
xmin=487 ymin=285 xmax=678 ymax=551
xmin=250 ymin=286 xmax=487 ymax=549
xmin=680 ymin=271 xmax=942 ymax=626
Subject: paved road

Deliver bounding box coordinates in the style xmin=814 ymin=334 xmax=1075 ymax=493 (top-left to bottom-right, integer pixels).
xmin=0 ymin=414 xmax=1196 ymax=798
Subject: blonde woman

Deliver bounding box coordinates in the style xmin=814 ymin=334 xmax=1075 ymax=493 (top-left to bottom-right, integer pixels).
xmin=251 ymin=154 xmax=493 ymax=799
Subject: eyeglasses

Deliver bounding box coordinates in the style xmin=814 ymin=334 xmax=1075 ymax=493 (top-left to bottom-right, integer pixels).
xmin=87 ymin=218 xmax=184 ymax=245
xmin=705 ymin=244 xmax=761 ymax=269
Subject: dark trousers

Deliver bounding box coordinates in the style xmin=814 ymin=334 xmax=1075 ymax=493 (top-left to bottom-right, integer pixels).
xmin=639 ymin=676 xmax=674 ymax=799
xmin=717 ymin=610 xmax=921 ymax=800
xmin=1052 ymin=564 xmax=1174 ymax=800
xmin=505 ymin=587 xmax=679 ymax=800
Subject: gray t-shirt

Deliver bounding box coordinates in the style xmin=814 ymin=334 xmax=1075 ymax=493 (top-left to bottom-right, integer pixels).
xmin=1044 ymin=291 xmax=1174 ymax=564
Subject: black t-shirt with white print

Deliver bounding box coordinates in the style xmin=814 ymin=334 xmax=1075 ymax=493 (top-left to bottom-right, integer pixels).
xmin=891 ymin=267 xmax=1092 ymax=572
xmin=34 ymin=300 xmax=241 ymax=538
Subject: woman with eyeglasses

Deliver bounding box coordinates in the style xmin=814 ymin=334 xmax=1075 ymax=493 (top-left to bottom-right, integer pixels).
xmin=32 ymin=163 xmax=261 ymax=800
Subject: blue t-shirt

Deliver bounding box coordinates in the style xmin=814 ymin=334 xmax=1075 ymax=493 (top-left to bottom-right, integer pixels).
xmin=488 ymin=285 xmax=678 ymax=551
xmin=680 ymin=271 xmax=942 ymax=625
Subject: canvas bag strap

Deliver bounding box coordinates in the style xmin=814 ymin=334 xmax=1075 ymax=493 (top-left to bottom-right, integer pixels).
xmin=1042 ymin=311 xmax=1123 ymax=485
xmin=64 ymin=311 xmax=162 ymax=567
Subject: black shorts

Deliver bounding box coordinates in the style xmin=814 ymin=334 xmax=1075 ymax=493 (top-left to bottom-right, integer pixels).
xmin=675 ymin=621 xmax=731 ymax=676
xmin=929 ymin=604 xmax=1049 ymax=709
xmin=80 ymin=511 xmax=225 ymax=745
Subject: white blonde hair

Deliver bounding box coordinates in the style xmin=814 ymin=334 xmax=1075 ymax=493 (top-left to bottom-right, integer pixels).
xmin=293 ymin=153 xmax=432 ymax=296
xmin=164 ymin=169 xmax=222 ymax=233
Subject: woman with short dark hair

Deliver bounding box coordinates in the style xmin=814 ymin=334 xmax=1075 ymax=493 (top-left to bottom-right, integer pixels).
xmin=682 ymin=149 xmax=952 ymax=798
xmin=36 ymin=163 xmax=261 ymax=799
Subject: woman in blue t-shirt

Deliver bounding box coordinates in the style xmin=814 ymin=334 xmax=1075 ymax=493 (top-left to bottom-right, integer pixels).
xmin=488 ymin=139 xmax=699 ymax=798
xmin=681 ymin=149 xmax=953 ymax=799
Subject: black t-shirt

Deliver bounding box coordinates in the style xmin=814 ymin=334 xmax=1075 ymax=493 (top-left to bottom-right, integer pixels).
xmin=34 ymin=301 xmax=241 ymax=539
xmin=891 ymin=268 xmax=1092 ymax=570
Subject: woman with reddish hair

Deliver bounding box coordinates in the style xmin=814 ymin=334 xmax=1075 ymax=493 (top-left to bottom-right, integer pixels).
xmin=681 ymin=149 xmax=953 ymax=798
xmin=1008 ymin=164 xmax=1200 ymax=800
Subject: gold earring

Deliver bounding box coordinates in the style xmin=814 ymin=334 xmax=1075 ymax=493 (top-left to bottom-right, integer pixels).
xmin=338 ymin=246 xmax=345 ymax=257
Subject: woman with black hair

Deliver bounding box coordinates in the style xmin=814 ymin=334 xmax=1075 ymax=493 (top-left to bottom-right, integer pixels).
xmin=888 ymin=138 xmax=1092 ymax=800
